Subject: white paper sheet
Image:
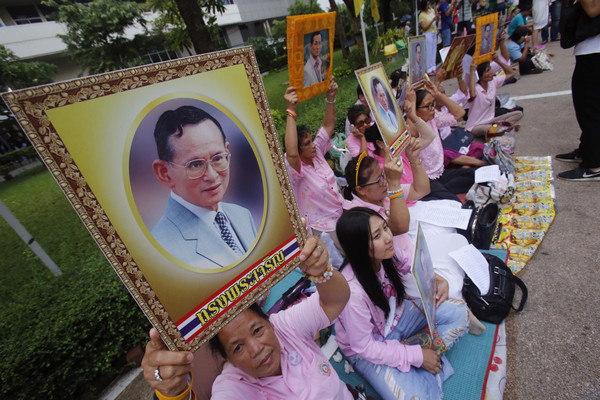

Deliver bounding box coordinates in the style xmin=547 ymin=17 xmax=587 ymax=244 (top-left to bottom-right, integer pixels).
xmin=410 ymin=204 xmax=473 ymax=229
xmin=475 ymin=164 xmax=501 ymax=183
xmin=449 ymin=244 xmax=490 ymax=295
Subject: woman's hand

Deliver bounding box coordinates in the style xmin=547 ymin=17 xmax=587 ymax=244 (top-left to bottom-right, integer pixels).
xmin=421 ymin=347 xmax=442 ymax=374
xmin=433 ymin=68 xmax=446 ymax=87
xmin=405 ymin=136 xmax=422 ymax=162
xmin=470 ymin=61 xmax=477 ymax=72
xmin=383 ymin=146 xmax=405 ymax=184
xmin=326 ymin=77 xmax=338 ymax=101
xmin=424 ymin=78 xmax=440 ymax=98
xmin=284 ymin=87 xmax=298 ymax=112
xmin=434 ymin=273 xmax=449 ymax=307
xmin=142 ymin=328 xmax=194 ymax=397
xmin=404 ymin=86 xmax=418 ymax=121
xmin=350 ymin=124 xmax=364 ymax=139
xmin=298 ymin=235 xmax=330 ymax=278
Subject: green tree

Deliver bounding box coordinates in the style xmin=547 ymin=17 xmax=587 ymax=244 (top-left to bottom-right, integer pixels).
xmin=0 ymin=45 xmax=56 ymax=91
xmin=288 ymin=0 xmax=324 ymax=15
xmin=44 ymin=0 xmax=162 ymax=74
xmin=146 ymin=0 xmax=227 ymax=54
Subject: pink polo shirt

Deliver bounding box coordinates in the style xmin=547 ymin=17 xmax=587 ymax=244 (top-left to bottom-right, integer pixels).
xmin=211 ymin=294 xmax=352 ymax=400
xmin=345 ymin=133 xmax=376 ymax=157
xmin=335 ymin=257 xmax=424 ymax=372
xmin=285 ymin=127 xmax=346 ymax=232
xmin=419 ymin=120 xmax=445 ymax=180
xmin=465 ymin=75 xmax=506 ymax=132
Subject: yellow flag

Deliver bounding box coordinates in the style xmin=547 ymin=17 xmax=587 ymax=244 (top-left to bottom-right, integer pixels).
xmin=371 ymin=0 xmax=380 ymax=22
xmin=354 ymin=0 xmax=364 ymax=17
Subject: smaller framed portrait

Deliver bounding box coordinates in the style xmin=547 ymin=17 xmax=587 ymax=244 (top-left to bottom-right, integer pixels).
xmin=355 ymin=62 xmax=410 ymax=156
xmin=474 ymin=13 xmax=499 ymax=64
xmin=287 ymin=12 xmax=336 ymax=102
xmin=1 ymin=47 xmax=306 ymax=352
xmin=411 ymin=223 xmax=436 ymax=342
xmin=442 ymin=35 xmax=475 ymax=80
xmin=408 ymin=35 xmax=427 ymax=89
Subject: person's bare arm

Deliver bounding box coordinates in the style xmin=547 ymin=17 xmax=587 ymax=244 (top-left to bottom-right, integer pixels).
xmin=580 ymin=0 xmax=600 ymax=17
xmin=284 ymin=87 xmax=301 ymax=172
xmin=492 ymin=53 xmax=516 ymax=80
xmin=469 ymin=61 xmax=477 ymax=101
xmin=382 ymin=147 xmax=410 ymax=235
xmin=449 ymin=154 xmax=488 ymax=167
xmin=499 ymin=33 xmax=511 ymax=61
xmin=299 ymin=236 xmax=350 ymax=322
xmin=424 ymin=79 xmax=465 ymax=120
xmin=517 ymin=39 xmax=530 ymax=62
xmin=456 ymin=65 xmax=468 ymax=97
xmin=405 ymin=138 xmax=431 ymax=201
xmin=322 ymin=78 xmax=339 ymax=138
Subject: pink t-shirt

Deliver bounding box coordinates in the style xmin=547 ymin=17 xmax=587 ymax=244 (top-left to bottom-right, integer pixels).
xmin=465 ymin=74 xmax=506 ymax=132
xmin=212 ymin=294 xmax=352 ymax=400
xmin=345 ymin=132 xmax=376 ymax=157
xmin=434 ymin=107 xmax=458 ymax=140
xmin=343 ymin=194 xmax=414 ymax=263
xmin=419 ymin=120 xmax=445 ymax=180
xmin=335 ymin=256 xmax=424 ymax=372
xmin=285 ymin=127 xmax=346 ymax=232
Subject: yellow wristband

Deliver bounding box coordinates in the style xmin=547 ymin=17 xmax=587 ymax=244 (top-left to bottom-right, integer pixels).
xmin=388 ymin=191 xmax=405 ymax=200
xmin=155 ymin=373 xmax=194 ymax=400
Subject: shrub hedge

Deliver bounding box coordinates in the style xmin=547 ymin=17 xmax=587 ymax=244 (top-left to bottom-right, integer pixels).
xmin=0 ymin=254 xmax=150 ymax=399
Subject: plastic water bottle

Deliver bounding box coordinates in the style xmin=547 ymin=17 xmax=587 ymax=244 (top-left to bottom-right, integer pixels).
xmin=487 ymin=124 xmax=498 ymax=142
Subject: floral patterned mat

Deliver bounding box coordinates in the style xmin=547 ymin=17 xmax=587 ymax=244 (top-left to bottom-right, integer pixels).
xmin=492 ymin=156 xmax=556 ymax=273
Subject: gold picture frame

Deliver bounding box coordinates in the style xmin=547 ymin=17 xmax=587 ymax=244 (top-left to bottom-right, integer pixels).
xmin=474 ymin=13 xmax=499 ymax=64
xmin=442 ymin=35 xmax=475 ymax=80
xmin=355 ymin=62 xmax=410 ymax=156
xmin=1 ymin=47 xmax=306 ymax=352
xmin=287 ymin=12 xmax=336 ymax=102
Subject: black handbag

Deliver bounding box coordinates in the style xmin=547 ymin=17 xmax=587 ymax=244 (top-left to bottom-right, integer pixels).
xmin=462 ymin=253 xmax=528 ymax=324
xmin=457 ymin=201 xmax=501 ymax=250
xmin=559 ymin=0 xmax=600 ymax=49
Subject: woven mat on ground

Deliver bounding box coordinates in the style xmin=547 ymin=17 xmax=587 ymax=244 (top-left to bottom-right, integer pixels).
xmin=492 ymin=156 xmax=556 ymax=273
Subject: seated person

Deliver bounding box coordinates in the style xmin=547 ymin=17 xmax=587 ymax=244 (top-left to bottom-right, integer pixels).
xmin=344 ymin=85 xmax=374 ymax=140
xmin=416 ymin=79 xmax=479 ymax=200
xmin=507 ymin=0 xmax=534 ymax=37
xmin=283 ymin=79 xmax=346 ymax=242
xmin=142 ymin=237 xmax=354 ymax=400
xmin=334 ymin=207 xmax=468 ymax=400
xmin=501 ymin=27 xmax=544 ymax=75
xmin=466 ymin=55 xmax=523 ymax=138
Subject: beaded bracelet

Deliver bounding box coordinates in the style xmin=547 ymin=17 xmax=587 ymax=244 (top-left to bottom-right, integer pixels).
xmin=286 ymin=108 xmax=297 ymax=118
xmin=387 ymin=188 xmax=403 ymax=196
xmin=306 ymin=263 xmax=334 ymax=284
xmin=325 ymin=98 xmax=336 ymax=104
xmin=388 ymin=191 xmax=405 ymax=200
xmin=155 ymin=373 xmax=195 ymax=400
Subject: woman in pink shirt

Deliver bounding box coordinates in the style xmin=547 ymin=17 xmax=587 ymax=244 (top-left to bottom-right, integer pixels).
xmin=334 ymin=208 xmax=468 ymax=400
xmin=142 ymin=236 xmax=354 ymax=400
xmin=284 ymin=80 xmax=346 ymax=241
xmin=465 ymin=55 xmax=522 ymax=138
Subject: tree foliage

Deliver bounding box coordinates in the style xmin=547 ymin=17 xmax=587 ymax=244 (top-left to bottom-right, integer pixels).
xmin=146 ymin=0 xmax=227 ymax=54
xmin=0 ymin=45 xmax=56 ymax=91
xmin=288 ymin=0 xmax=325 ymax=15
xmin=43 ymin=0 xmax=163 ymax=74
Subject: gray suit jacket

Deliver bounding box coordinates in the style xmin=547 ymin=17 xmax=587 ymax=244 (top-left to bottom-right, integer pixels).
xmin=151 ymin=197 xmax=257 ymax=269
xmin=304 ymin=57 xmax=325 ymax=87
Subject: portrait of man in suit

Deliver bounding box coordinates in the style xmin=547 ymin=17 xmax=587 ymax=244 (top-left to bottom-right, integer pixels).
xmin=303 ymin=30 xmax=328 ymax=88
xmin=372 ymin=78 xmax=398 ymax=131
xmin=480 ymin=23 xmax=494 ymax=54
xmin=412 ymin=42 xmax=425 ymax=82
xmin=151 ymin=106 xmax=257 ymax=269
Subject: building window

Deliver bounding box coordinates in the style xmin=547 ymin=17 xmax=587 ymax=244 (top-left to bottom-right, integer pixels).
xmin=146 ymin=49 xmax=179 ymax=64
xmin=6 ymin=6 xmax=46 ymax=25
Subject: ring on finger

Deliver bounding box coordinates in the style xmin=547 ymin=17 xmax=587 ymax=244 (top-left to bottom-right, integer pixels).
xmin=154 ymin=367 xmax=163 ymax=382
xmin=316 ymin=245 xmax=324 ymax=254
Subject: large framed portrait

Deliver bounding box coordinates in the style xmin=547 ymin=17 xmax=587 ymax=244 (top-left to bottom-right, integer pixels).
xmin=287 ymin=12 xmax=336 ymax=102
xmin=442 ymin=35 xmax=475 ymax=80
xmin=355 ymin=62 xmax=410 ymax=156
xmin=1 ymin=47 xmax=306 ymax=351
xmin=474 ymin=13 xmax=499 ymax=64
xmin=408 ymin=35 xmax=427 ymax=89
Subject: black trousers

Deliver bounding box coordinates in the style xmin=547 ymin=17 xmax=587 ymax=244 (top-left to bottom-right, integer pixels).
xmin=518 ymin=53 xmax=536 ymax=75
xmin=420 ymin=168 xmax=476 ymax=202
xmin=572 ymin=52 xmax=600 ymax=168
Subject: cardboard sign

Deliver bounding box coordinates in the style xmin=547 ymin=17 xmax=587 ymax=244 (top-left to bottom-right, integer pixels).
xmin=1 ymin=47 xmax=306 ymax=351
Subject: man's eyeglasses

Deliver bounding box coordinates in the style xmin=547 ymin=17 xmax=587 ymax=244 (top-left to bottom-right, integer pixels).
xmin=169 ymin=152 xmax=231 ymax=179
xmin=354 ymin=116 xmax=372 ymax=128
xmin=418 ymin=101 xmax=436 ymax=110
xmin=360 ymin=173 xmax=386 ymax=187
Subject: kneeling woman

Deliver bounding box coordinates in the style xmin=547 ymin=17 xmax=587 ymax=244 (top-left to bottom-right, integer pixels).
xmin=142 ymin=237 xmax=353 ymax=400
xmin=335 ymin=208 xmax=468 ymax=400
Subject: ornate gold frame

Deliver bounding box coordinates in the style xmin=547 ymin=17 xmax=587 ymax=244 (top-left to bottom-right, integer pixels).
xmin=474 ymin=13 xmax=499 ymax=64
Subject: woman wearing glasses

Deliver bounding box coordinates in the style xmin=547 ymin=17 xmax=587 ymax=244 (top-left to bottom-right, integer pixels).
xmin=283 ymin=79 xmax=347 ymax=246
